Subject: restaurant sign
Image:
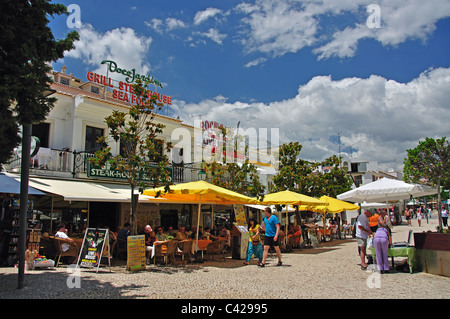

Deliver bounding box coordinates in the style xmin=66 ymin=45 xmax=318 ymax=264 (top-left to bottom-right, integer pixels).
xmin=87 ymin=162 xmax=173 ymax=182
xmin=86 ymin=59 xmax=172 ymax=106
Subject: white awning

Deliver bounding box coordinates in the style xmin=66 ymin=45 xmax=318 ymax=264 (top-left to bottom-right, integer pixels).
xmin=5 ymin=173 xmax=166 ymax=203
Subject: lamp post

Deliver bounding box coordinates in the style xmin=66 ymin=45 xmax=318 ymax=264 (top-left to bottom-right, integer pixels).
xmin=17 ymin=88 xmax=55 ymax=289
xmin=198 ymin=168 xmax=207 ymax=181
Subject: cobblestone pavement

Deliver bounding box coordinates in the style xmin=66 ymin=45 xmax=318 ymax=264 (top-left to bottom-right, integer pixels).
xmin=0 ymin=215 xmax=449 ymax=300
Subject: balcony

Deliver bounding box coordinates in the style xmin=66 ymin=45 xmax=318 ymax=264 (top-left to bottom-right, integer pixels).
xmin=5 ymin=148 xmax=204 ymax=183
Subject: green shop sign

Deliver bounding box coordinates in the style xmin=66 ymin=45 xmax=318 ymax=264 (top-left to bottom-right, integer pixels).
xmin=101 ymin=59 xmax=162 ymax=88
xmin=87 ymin=162 xmax=172 ymax=182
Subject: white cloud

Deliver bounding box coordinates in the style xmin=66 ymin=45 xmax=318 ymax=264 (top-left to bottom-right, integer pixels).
xmin=173 ymin=68 xmax=450 ymax=171
xmin=194 ymin=7 xmax=223 ymax=25
xmin=244 ymin=57 xmax=267 ymax=68
xmin=65 ymin=23 xmax=152 ymax=78
xmin=236 ymin=0 xmax=450 ymax=60
xmin=196 ymin=28 xmax=227 ymax=45
xmin=165 ymin=17 xmax=187 ymax=31
xmin=145 ymin=17 xmax=187 ymax=34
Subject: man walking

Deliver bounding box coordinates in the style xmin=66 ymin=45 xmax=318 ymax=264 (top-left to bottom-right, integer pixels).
xmin=356 ymin=210 xmax=372 ymax=270
xmin=260 ymin=207 xmax=282 ymax=267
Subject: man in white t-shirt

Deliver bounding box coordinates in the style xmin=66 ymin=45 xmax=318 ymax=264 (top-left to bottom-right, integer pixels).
xmin=55 ymin=223 xmax=74 ymax=252
xmin=356 ymin=211 xmax=372 ymax=270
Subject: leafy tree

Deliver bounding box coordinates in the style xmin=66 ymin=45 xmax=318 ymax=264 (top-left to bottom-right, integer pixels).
xmin=0 ymin=0 xmax=79 ymax=167
xmin=403 ymin=137 xmax=450 ymax=231
xmin=270 ymin=142 xmax=352 ymax=197
xmin=203 ymin=159 xmax=266 ymax=200
xmin=90 ymin=79 xmax=173 ymax=235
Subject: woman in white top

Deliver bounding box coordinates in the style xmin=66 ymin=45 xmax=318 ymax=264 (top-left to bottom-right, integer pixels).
xmin=416 ymin=208 xmax=423 ymax=227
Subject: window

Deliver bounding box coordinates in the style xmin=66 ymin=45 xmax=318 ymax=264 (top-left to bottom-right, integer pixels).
xmin=32 ymin=123 xmax=50 ymax=148
xmin=85 ymin=126 xmax=104 ymax=152
xmin=60 ymin=77 xmax=70 ymax=86
xmin=91 ymin=86 xmax=100 ymax=94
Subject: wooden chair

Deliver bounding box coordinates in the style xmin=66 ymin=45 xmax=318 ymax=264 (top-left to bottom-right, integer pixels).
xmin=154 ymin=240 xmax=178 ymax=265
xmin=39 ymin=236 xmax=57 ymax=259
xmin=164 ymin=240 xmax=179 ymax=265
xmin=115 ymin=238 xmax=127 ymax=259
xmin=289 ymin=233 xmax=302 ymax=249
xmin=206 ymin=239 xmax=226 ymax=261
xmin=176 ymin=240 xmax=193 ymax=265
xmin=54 ymin=237 xmax=79 ymax=267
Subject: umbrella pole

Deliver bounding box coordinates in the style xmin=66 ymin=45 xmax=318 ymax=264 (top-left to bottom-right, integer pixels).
xmin=285 ymin=205 xmax=288 ymax=246
xmin=196 ymin=195 xmax=202 ymax=255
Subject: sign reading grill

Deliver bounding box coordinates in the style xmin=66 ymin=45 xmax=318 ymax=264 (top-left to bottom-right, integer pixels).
xmin=87 ymin=162 xmax=172 ymax=182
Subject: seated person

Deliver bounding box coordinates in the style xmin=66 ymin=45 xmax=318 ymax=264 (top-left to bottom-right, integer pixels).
xmin=117 ymin=223 xmax=131 ymax=240
xmin=175 ymin=227 xmax=188 ymax=241
xmin=143 ymin=225 xmax=155 ymax=259
xmin=202 ymin=227 xmax=219 ymax=240
xmin=55 ymin=223 xmax=74 ymax=252
xmin=155 ymin=227 xmax=168 ymax=241
xmin=190 ymin=226 xmax=203 ymax=240
xmin=165 ymin=226 xmax=177 ymax=238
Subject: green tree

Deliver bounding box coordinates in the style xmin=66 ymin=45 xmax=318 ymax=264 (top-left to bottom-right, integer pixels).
xmin=0 ymin=0 xmax=79 ymax=166
xmin=403 ymin=137 xmax=450 ymax=232
xmin=90 ymin=79 xmax=173 ymax=235
xmin=270 ymin=142 xmax=352 ymax=197
xmin=203 ymin=159 xmax=266 ymax=200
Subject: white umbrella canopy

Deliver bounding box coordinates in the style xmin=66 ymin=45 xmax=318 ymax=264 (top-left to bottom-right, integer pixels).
xmin=337 ymin=178 xmax=437 ymax=203
xmin=360 ymin=202 xmax=389 ymax=209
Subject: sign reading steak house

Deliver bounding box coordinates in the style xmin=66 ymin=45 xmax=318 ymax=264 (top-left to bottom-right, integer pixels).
xmin=86 ymin=59 xmax=172 ymax=106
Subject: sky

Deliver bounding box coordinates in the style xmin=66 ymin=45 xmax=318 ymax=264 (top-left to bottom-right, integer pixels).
xmin=50 ymin=0 xmax=450 ymax=172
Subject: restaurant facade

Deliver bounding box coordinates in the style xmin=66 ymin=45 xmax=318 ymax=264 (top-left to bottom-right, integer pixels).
xmin=2 ymin=65 xmax=275 ymax=246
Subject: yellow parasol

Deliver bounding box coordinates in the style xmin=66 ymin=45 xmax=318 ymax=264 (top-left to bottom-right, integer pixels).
xmin=143 ymin=181 xmax=258 ymax=252
xmin=257 ymin=190 xmax=328 ymax=244
xmin=299 ymin=196 xmax=360 ymax=240
xmin=298 ymin=195 xmax=360 ymax=214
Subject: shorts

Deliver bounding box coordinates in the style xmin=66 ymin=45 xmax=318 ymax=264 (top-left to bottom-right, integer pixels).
xmin=264 ymin=236 xmax=279 ymax=247
xmin=356 ymin=237 xmax=367 ymax=247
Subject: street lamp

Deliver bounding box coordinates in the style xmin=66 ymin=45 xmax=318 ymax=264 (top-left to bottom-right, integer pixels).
xmin=198 ymin=168 xmax=207 ymax=181
xmin=18 ymin=88 xmax=55 ymax=289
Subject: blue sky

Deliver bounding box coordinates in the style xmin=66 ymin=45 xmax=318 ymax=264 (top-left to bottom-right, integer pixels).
xmin=50 ymin=0 xmax=450 ymax=171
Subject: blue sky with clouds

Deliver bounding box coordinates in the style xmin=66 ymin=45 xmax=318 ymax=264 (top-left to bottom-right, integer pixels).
xmin=50 ymin=0 xmax=450 ymax=171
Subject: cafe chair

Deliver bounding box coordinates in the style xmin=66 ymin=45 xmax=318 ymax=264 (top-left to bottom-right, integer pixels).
xmin=39 ymin=236 xmax=57 ymax=260
xmin=115 ymin=238 xmax=127 ymax=259
xmin=176 ymin=240 xmax=193 ymax=265
xmin=54 ymin=237 xmax=79 ymax=267
xmin=164 ymin=240 xmax=179 ymax=265
xmin=206 ymin=239 xmax=227 ymax=261
xmin=154 ymin=240 xmax=179 ymax=265
xmin=289 ymin=233 xmax=302 ymax=249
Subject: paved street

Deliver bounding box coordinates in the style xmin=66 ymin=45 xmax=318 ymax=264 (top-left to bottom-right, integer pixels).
xmin=0 ymin=215 xmax=448 ymax=303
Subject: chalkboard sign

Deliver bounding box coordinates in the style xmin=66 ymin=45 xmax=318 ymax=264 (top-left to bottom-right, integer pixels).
xmin=77 ymin=228 xmax=111 ymax=272
xmin=127 ymin=235 xmax=146 ymax=271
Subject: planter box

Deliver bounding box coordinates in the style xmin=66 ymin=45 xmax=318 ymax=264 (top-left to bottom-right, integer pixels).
xmin=414 ymin=232 xmax=450 ymax=277
xmin=414 ymin=232 xmax=450 ymax=251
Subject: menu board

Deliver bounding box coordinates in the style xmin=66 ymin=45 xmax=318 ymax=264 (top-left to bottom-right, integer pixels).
xmin=127 ymin=235 xmax=146 ymax=271
xmin=234 ymin=204 xmax=247 ymax=226
xmin=77 ymin=228 xmax=110 ymax=272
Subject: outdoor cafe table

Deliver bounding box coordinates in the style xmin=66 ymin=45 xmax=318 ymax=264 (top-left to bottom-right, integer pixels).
xmin=370 ymin=246 xmax=415 ymax=273
xmin=191 ymin=239 xmax=212 ymax=258
xmin=316 ymin=229 xmax=331 ymax=241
